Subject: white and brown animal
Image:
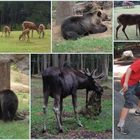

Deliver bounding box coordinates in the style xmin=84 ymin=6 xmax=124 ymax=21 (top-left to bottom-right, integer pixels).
xmin=22 ymin=21 xmax=39 ymax=37
xmin=1 ymin=25 xmax=11 ymax=37
xmin=19 ymin=28 xmax=30 ymax=41
xmin=38 ymin=24 xmax=45 ymax=38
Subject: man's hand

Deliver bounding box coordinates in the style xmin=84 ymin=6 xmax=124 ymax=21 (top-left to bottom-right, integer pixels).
xmin=122 ymin=82 xmax=128 ymax=93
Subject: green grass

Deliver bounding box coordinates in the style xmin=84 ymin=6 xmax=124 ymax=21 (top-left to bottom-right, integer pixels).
xmin=31 ymin=78 xmax=112 ymax=138
xmin=53 ymin=37 xmax=112 ymax=53
xmin=0 ymin=30 xmax=51 ymax=52
xmin=114 ymin=5 xmax=140 ymax=40
xmin=0 ymin=92 xmax=29 ymax=139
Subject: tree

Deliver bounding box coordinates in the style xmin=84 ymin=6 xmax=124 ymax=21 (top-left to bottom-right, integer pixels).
xmin=56 ymin=1 xmax=74 ymax=25
xmin=0 ymin=60 xmax=10 ymax=90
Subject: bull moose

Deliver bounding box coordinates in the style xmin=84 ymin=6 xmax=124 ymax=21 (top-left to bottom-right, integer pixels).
xmin=42 ymin=67 xmax=104 ymax=133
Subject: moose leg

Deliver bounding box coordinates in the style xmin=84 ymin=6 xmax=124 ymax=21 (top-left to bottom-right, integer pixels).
xmin=136 ymin=24 xmax=138 ymax=36
xmin=86 ymin=89 xmax=88 ymax=109
xmin=72 ymin=94 xmax=83 ymax=127
xmin=116 ymin=24 xmax=121 ymax=39
xmin=53 ymin=95 xmax=63 ymax=133
xmin=122 ymin=25 xmax=129 ymax=40
xmin=60 ymin=97 xmax=63 ymax=125
xmin=42 ymin=92 xmax=49 ymax=133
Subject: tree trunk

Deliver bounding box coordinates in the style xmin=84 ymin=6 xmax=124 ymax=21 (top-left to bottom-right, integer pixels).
xmin=0 ymin=61 xmax=10 ymax=90
xmin=56 ymin=1 xmax=74 ymax=25
xmin=52 ymin=54 xmax=59 ymax=67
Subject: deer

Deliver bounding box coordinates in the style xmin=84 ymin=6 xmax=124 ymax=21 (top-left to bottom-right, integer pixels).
xmin=38 ymin=24 xmax=45 ymax=38
xmin=42 ymin=67 xmax=104 ymax=133
xmin=122 ymin=1 xmax=135 ymax=9
xmin=22 ymin=21 xmax=39 ymax=38
xmin=116 ymin=14 xmax=140 ymax=40
xmin=19 ymin=28 xmax=30 ymax=41
xmin=1 ymin=25 xmax=11 ymax=37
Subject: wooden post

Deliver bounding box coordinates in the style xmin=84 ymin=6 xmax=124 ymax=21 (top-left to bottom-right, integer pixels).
xmin=0 ymin=60 xmax=10 ymax=90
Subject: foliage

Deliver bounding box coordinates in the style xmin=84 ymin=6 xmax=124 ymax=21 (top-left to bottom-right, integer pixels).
xmin=53 ymin=37 xmax=112 ymax=52
xmin=31 ymin=78 xmax=112 ymax=138
xmin=0 ymin=1 xmax=51 ymax=31
xmin=114 ymin=5 xmax=140 ymax=40
xmin=0 ymin=30 xmax=51 ymax=52
xmin=0 ymin=92 xmax=29 ymax=139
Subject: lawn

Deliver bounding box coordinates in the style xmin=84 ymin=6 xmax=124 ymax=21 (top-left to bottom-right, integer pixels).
xmin=53 ymin=37 xmax=112 ymax=53
xmin=31 ymin=78 xmax=112 ymax=139
xmin=0 ymin=30 xmax=51 ymax=52
xmin=114 ymin=5 xmax=140 ymax=40
xmin=0 ymin=92 xmax=29 ymax=139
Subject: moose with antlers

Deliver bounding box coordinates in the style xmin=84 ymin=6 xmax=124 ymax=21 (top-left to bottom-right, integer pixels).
xmin=42 ymin=67 xmax=104 ymax=133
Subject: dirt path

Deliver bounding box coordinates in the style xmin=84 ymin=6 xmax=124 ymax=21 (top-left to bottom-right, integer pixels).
xmin=114 ymin=63 xmax=140 ymax=139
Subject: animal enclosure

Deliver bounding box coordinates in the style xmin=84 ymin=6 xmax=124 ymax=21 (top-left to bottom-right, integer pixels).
xmin=0 ymin=54 xmax=29 ymax=139
xmin=114 ymin=1 xmax=140 ymax=40
xmin=31 ymin=54 xmax=112 ymax=139
xmin=52 ymin=1 xmax=112 ymax=52
xmin=0 ymin=2 xmax=51 ymax=52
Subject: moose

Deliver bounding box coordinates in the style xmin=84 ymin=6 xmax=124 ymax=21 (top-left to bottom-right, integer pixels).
xmin=0 ymin=89 xmax=18 ymax=121
xmin=42 ymin=67 xmax=104 ymax=133
xmin=1 ymin=25 xmax=11 ymax=37
xmin=22 ymin=21 xmax=39 ymax=38
xmin=61 ymin=8 xmax=108 ymax=40
xmin=19 ymin=28 xmax=30 ymax=41
xmin=38 ymin=24 xmax=45 ymax=38
xmin=116 ymin=14 xmax=140 ymax=40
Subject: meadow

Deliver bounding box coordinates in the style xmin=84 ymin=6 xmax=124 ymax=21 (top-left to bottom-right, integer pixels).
xmin=0 ymin=92 xmax=29 ymax=139
xmin=0 ymin=30 xmax=51 ymax=52
xmin=31 ymin=78 xmax=112 ymax=139
xmin=114 ymin=5 xmax=140 ymax=40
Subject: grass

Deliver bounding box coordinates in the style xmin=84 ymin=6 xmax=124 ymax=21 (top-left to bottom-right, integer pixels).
xmin=0 ymin=30 xmax=51 ymax=52
xmin=0 ymin=92 xmax=29 ymax=139
xmin=114 ymin=5 xmax=140 ymax=40
xmin=31 ymin=78 xmax=112 ymax=138
xmin=53 ymin=37 xmax=112 ymax=53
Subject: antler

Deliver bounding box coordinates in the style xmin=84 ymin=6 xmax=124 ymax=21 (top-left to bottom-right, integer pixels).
xmin=92 ymin=72 xmax=105 ymax=79
xmin=83 ymin=68 xmax=91 ymax=76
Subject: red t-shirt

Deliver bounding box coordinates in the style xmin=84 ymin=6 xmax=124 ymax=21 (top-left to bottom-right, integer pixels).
xmin=121 ymin=59 xmax=140 ymax=86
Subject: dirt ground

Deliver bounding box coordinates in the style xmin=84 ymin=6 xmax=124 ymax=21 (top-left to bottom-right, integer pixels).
xmin=52 ymin=9 xmax=112 ymax=42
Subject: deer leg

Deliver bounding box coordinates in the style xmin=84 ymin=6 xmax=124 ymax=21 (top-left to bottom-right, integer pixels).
xmin=27 ymin=33 xmax=30 ymax=42
xmin=72 ymin=94 xmax=83 ymax=127
xmin=122 ymin=25 xmax=129 ymax=40
xmin=116 ymin=24 xmax=121 ymax=39
xmin=60 ymin=97 xmax=63 ymax=125
xmin=42 ymin=92 xmax=49 ymax=133
xmin=32 ymin=30 xmax=33 ymax=38
xmin=86 ymin=89 xmax=88 ymax=109
xmin=53 ymin=95 xmax=63 ymax=133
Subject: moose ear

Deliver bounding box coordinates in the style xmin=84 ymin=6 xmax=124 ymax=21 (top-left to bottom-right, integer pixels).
xmin=97 ymin=11 xmax=102 ymax=17
xmin=101 ymin=7 xmax=103 ymax=10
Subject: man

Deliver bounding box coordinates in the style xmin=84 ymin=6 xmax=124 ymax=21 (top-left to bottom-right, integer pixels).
xmin=117 ymin=59 xmax=140 ymax=134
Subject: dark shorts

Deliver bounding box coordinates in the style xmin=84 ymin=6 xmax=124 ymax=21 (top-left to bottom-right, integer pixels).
xmin=124 ymin=82 xmax=140 ymax=109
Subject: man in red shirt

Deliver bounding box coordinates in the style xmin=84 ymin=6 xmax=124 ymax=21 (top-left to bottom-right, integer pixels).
xmin=117 ymin=59 xmax=140 ymax=134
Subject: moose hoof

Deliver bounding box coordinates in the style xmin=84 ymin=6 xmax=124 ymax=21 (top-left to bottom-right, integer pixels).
xmin=59 ymin=128 xmax=64 ymax=133
xmin=78 ymin=123 xmax=83 ymax=127
xmin=42 ymin=129 xmax=47 ymax=134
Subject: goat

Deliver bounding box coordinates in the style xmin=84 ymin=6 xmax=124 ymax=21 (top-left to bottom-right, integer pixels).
xmin=1 ymin=26 xmax=11 ymax=37
xmin=38 ymin=24 xmax=45 ymax=38
xmin=19 ymin=28 xmax=30 ymax=41
xmin=116 ymin=14 xmax=140 ymax=40
xmin=42 ymin=67 xmax=104 ymax=133
xmin=22 ymin=21 xmax=39 ymax=38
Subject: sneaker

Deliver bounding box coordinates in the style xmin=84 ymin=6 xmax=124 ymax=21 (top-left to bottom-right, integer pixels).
xmin=135 ymin=111 xmax=140 ymax=116
xmin=117 ymin=126 xmax=129 ymax=135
